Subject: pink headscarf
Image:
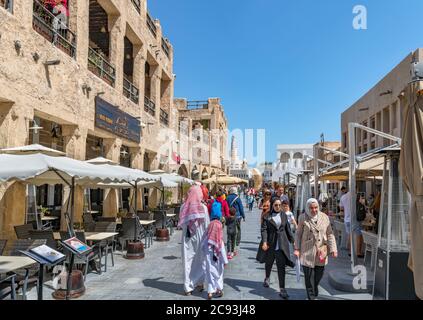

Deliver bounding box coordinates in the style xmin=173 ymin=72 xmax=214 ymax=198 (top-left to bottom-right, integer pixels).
xmin=206 ymin=220 xmax=223 ymax=256
xmin=178 ymin=185 xmax=207 ymax=232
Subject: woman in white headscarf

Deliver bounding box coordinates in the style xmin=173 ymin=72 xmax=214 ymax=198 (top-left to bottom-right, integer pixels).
xmin=178 ymin=185 xmax=210 ymax=295
xmin=294 ymin=198 xmax=338 ymax=300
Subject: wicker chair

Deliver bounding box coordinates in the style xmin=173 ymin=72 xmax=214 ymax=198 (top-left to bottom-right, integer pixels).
xmin=0 ymin=240 xmax=7 ymax=255
xmin=14 ymin=224 xmax=34 ymax=240
xmin=2 ymin=239 xmax=46 ymax=300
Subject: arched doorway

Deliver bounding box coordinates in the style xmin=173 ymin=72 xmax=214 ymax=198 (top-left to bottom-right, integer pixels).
xmin=178 ymin=164 xmax=189 ymax=178
xmin=201 ymin=168 xmax=209 ymax=180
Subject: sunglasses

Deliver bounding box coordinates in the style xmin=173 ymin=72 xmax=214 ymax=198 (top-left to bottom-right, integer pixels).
xmin=265 ymin=193 xmax=271 ymax=196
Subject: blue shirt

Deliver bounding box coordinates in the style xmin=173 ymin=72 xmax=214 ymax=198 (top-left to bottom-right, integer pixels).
xmin=226 ymin=193 xmax=245 ymax=220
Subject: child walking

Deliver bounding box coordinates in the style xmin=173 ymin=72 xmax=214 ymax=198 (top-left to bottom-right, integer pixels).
xmin=202 ymin=201 xmax=228 ymax=299
xmin=226 ymin=207 xmax=237 ymax=260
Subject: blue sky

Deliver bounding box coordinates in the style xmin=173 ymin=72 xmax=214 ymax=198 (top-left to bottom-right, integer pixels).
xmin=148 ymin=0 xmax=423 ymax=164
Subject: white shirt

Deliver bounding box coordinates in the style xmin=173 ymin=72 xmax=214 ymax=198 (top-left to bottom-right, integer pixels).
xmin=271 ymin=212 xmax=282 ymax=251
xmin=340 ymin=192 xmax=351 ymax=223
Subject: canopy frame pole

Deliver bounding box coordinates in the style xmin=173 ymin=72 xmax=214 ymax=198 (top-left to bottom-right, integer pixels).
xmin=314 ymin=144 xmax=319 ymax=200
xmin=51 ymin=169 xmax=76 ymax=237
xmin=348 ymin=123 xmax=359 ymax=272
xmin=347 ymin=122 xmax=403 ymax=274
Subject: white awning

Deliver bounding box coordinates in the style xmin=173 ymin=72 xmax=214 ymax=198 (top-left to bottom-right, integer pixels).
xmin=149 ymin=171 xmax=195 ymax=185
xmin=0 ymin=153 xmax=152 ymax=186
xmin=0 ymin=144 xmax=65 ymax=156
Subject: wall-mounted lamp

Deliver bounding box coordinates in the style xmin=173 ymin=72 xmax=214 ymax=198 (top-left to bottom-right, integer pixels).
xmin=32 ymin=52 xmax=40 ymax=62
xmin=100 ymin=26 xmax=107 ymax=33
xmin=14 ymin=40 xmax=21 ymax=52
xmin=44 ymin=59 xmax=61 ymax=66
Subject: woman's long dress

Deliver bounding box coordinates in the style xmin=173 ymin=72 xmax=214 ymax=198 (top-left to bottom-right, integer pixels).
xmin=181 ymin=204 xmax=210 ymax=293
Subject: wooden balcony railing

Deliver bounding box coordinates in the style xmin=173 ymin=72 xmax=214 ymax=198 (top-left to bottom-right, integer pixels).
xmin=32 ymin=0 xmax=76 ymax=58
xmin=88 ymin=47 xmax=116 ymax=87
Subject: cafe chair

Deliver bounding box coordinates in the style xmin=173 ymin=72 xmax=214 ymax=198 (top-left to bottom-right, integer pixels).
xmin=0 ymin=240 xmax=7 ymax=255
xmin=119 ymin=217 xmax=145 ymax=250
xmin=93 ymin=222 xmax=117 ymax=271
xmin=2 ymin=239 xmax=46 ymax=300
xmin=28 ymin=230 xmax=57 ymax=250
xmin=0 ymin=274 xmax=17 ymax=300
xmin=14 ymin=224 xmax=35 ymax=240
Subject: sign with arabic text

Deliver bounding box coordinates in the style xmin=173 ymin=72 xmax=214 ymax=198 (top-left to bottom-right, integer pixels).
xmin=95 ymin=97 xmax=141 ymax=143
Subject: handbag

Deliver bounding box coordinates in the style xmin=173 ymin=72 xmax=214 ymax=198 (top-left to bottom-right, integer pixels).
xmin=256 ymin=241 xmax=267 ymax=264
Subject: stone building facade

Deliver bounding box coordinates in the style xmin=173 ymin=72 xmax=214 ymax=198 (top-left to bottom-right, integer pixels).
xmin=0 ymin=1 xmax=229 ymax=239
xmin=341 ymin=49 xmax=423 ymax=154
xmin=173 ymin=98 xmax=230 ymax=181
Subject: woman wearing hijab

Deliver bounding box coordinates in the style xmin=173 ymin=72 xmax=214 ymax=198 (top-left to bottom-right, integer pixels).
xmin=294 ymin=198 xmax=338 ymax=300
xmin=178 ymin=185 xmax=210 ymax=295
xmin=202 ymin=201 xmax=228 ymax=300
xmin=261 ymin=198 xmax=295 ymax=299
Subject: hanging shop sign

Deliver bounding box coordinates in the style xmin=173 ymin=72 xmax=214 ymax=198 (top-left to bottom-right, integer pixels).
xmin=95 ymin=97 xmax=141 ymax=143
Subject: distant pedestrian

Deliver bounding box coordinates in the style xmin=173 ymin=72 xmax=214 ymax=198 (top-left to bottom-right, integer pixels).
xmin=247 ymin=194 xmax=255 ymax=211
xmin=226 ymin=187 xmax=245 ymax=256
xmin=260 ymin=200 xmax=271 ymax=224
xmin=178 ymin=185 xmax=210 ymax=295
xmin=207 ymin=191 xmax=230 ymax=219
xmin=203 ymin=202 xmax=228 ymax=299
xmin=226 ymin=207 xmax=237 ymax=259
xmin=260 ymin=198 xmax=295 ymax=299
xmin=294 ymin=198 xmax=338 ymax=300
xmin=259 ymin=189 xmax=272 ymax=210
xmin=282 ymin=200 xmax=297 ymax=232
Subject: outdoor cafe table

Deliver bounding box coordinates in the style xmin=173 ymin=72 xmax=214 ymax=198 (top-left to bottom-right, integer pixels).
xmin=0 ymin=256 xmax=35 ymax=274
xmin=85 ymin=232 xmax=118 ymax=272
xmin=139 ymin=220 xmax=155 ymax=248
xmin=41 ymin=216 xmax=59 ymax=230
xmin=0 ymin=256 xmax=36 ymax=300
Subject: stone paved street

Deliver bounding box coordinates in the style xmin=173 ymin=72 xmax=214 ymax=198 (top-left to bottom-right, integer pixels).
xmin=26 ymin=199 xmax=372 ymax=300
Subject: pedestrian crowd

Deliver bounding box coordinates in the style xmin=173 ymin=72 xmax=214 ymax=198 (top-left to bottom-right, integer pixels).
xmin=178 ymin=181 xmax=338 ymax=300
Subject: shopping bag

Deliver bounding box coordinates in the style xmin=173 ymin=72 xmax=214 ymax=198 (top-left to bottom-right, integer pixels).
xmin=295 ymin=257 xmax=301 ymax=283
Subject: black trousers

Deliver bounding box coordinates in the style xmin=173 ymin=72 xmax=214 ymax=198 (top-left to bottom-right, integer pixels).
xmin=302 ymin=265 xmax=325 ymax=298
xmin=265 ymin=249 xmax=288 ymax=289
xmin=235 ymin=219 xmax=242 ymax=247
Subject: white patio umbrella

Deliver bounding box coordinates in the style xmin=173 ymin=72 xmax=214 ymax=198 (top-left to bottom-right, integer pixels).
xmin=0 ymin=144 xmax=66 ymax=156
xmin=0 ymin=153 xmax=153 ymax=228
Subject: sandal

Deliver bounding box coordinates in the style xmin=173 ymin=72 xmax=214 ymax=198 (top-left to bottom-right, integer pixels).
xmin=185 ymin=291 xmax=193 ymax=296
xmin=215 ymin=290 xmax=223 ymax=298
xmin=207 ymin=293 xmax=213 ymax=300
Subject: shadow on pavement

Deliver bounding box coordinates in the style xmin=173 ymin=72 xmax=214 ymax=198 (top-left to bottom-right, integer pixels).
xmin=143 ymin=277 xmax=185 ymax=297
